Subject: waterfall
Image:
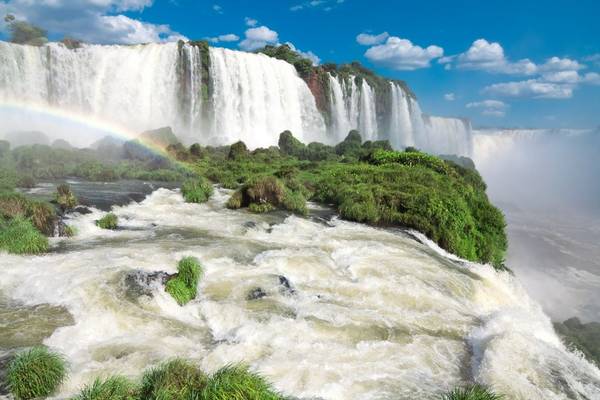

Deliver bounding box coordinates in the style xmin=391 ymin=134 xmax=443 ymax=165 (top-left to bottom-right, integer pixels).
xmin=1 ymin=40 xmax=472 ymax=155
xmin=208 ymin=47 xmax=325 ymax=148
xmin=388 ymin=82 xmax=414 ymax=148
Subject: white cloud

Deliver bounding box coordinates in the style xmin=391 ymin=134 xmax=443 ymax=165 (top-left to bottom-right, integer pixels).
xmin=356 ymin=32 xmax=389 ymax=46
xmin=244 ymin=17 xmax=258 ymax=27
xmin=540 ymin=56 xmax=584 ymax=72
xmin=541 ymin=70 xmax=581 ymax=83
xmin=206 ymin=33 xmax=239 ymax=43
xmin=456 ymin=39 xmax=537 ymax=75
xmin=583 ymin=54 xmax=600 ymax=67
xmin=290 ymin=0 xmax=343 ymax=11
xmin=466 ymin=99 xmax=508 ymax=117
xmin=239 ymin=25 xmax=279 ymax=51
xmin=212 ymin=4 xmax=223 ymax=14
xmin=0 ymin=0 xmax=185 ymax=44
xmin=444 ymin=93 xmax=455 ymax=101
xmin=364 ymin=36 xmax=443 ymax=70
xmin=484 ymin=79 xmax=574 ymax=99
xmin=466 ymin=99 xmax=507 ymax=109
xmin=582 ymin=72 xmax=600 ymax=85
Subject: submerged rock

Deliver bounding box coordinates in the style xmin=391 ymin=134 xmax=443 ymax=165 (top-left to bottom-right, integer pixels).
xmin=72 ymin=205 xmax=93 ymax=215
xmin=124 ymin=270 xmax=174 ymax=300
xmin=246 ymin=287 xmax=267 ymax=301
xmin=278 ymin=275 xmax=296 ymax=295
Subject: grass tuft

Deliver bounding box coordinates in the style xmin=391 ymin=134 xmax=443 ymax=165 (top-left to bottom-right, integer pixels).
xmin=200 ymin=364 xmax=283 ymax=400
xmin=181 ymin=177 xmax=214 ymax=203
xmin=7 ymin=346 xmax=67 ymax=400
xmin=165 ymin=257 xmax=203 ymax=305
xmin=56 ymin=183 xmax=78 ymax=211
xmin=96 ymin=213 xmax=118 ymax=230
xmin=442 ymin=385 xmax=504 ymax=400
xmin=71 ymin=376 xmax=138 ymax=400
xmin=0 ymin=216 xmax=49 ymax=254
xmin=140 ymin=359 xmax=207 ymax=400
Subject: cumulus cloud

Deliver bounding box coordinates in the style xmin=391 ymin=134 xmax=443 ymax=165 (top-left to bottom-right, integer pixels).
xmin=539 ymin=56 xmax=584 ymax=72
xmin=444 ymin=93 xmax=455 ymax=101
xmin=583 ymin=54 xmax=600 ymax=67
xmin=484 ymin=80 xmax=575 ymax=99
xmin=456 ymin=39 xmax=537 ymax=75
xmin=245 ymin=17 xmax=258 ymax=27
xmin=364 ymin=36 xmax=443 ymax=70
xmin=239 ymin=25 xmax=279 ymax=51
xmin=0 ymin=0 xmax=185 ymax=44
xmin=466 ymin=99 xmax=508 ymax=117
xmin=206 ymin=33 xmax=239 ymax=43
xmin=356 ymin=32 xmax=389 ymax=46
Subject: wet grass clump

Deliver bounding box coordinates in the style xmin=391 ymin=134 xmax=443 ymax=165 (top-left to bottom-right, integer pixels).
xmin=140 ymin=359 xmax=208 ymax=400
xmin=442 ymin=385 xmax=503 ymax=400
xmin=0 ymin=216 xmax=48 ymax=254
xmin=55 ymin=183 xmax=78 ymax=211
xmin=96 ymin=213 xmax=118 ymax=230
xmin=181 ymin=177 xmax=213 ymax=203
xmin=227 ymin=176 xmax=307 ymax=215
xmin=201 ymin=364 xmax=283 ymax=400
xmin=165 ymin=257 xmax=202 ymax=305
xmin=7 ymin=346 xmax=67 ymax=400
xmin=71 ymin=376 xmax=138 ymax=400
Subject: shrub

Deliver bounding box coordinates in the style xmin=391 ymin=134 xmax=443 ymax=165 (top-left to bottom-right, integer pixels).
xmin=282 ymin=189 xmax=308 ymax=215
xmin=165 ymin=257 xmax=202 ymax=305
xmin=140 ymin=359 xmax=207 ymax=400
xmin=335 ymin=130 xmax=363 ymax=159
xmin=0 ymin=216 xmax=48 ymax=254
xmin=71 ymin=376 xmax=138 ymax=400
xmin=200 ymin=364 xmax=283 ymax=400
xmin=442 ymin=385 xmax=503 ymax=400
xmin=56 ymin=183 xmax=78 ymax=211
xmin=248 ymin=202 xmax=275 ymax=213
xmin=0 ymin=191 xmax=56 ymax=235
xmin=96 ymin=213 xmax=118 ymax=230
xmin=226 ymin=191 xmax=243 ymax=209
xmin=7 ymin=346 xmax=67 ymax=400
xmin=278 ymin=130 xmax=305 ymax=158
xmin=228 ymin=141 xmax=249 ymax=160
xmin=181 ymin=177 xmax=213 ymax=203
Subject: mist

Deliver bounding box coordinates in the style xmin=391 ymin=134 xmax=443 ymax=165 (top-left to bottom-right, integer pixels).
xmin=473 ymin=128 xmax=600 ymax=322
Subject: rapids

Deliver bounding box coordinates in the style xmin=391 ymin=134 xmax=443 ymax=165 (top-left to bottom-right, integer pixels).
xmin=1 ymin=186 xmax=599 ymax=399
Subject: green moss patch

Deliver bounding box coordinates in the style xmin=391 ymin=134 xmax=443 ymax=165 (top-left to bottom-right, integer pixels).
xmin=165 ymin=257 xmax=203 ymax=305
xmin=7 ymin=346 xmax=67 ymax=400
xmin=96 ymin=213 xmax=118 ymax=230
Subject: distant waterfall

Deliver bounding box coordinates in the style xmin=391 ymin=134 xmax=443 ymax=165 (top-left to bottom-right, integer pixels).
xmin=1 ymin=40 xmax=472 ymax=155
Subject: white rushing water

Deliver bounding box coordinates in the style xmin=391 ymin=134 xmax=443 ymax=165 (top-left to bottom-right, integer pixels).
xmin=0 ymin=40 xmax=472 ymax=155
xmin=1 ymin=187 xmax=599 ymax=400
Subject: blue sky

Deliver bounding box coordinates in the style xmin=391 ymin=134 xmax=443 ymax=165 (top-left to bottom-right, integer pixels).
xmin=1 ymin=0 xmax=599 ymax=128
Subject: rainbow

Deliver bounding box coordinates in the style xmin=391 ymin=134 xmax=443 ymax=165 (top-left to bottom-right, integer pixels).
xmin=0 ymin=100 xmax=190 ymax=168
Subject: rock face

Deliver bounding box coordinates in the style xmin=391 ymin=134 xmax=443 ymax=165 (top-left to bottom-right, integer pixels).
xmin=554 ymin=317 xmax=600 ymax=366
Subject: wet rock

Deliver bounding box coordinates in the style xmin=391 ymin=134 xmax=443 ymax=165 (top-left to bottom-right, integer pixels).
xmin=124 ymin=270 xmax=174 ymax=299
xmin=0 ymin=352 xmax=13 ymax=396
xmin=278 ymin=275 xmax=296 ymax=295
xmin=243 ymin=221 xmax=257 ymax=229
xmin=72 ymin=206 xmax=93 ymax=215
xmin=246 ymin=287 xmax=267 ymax=301
xmin=52 ymin=218 xmax=71 ymax=237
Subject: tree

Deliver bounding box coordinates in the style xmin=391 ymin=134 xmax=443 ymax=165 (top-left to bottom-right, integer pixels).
xmin=4 ymin=14 xmax=48 ymax=46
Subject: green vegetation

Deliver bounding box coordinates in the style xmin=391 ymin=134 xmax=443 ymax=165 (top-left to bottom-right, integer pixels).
xmin=201 ymin=364 xmax=283 ymax=400
xmin=71 ymin=376 xmax=139 ymax=400
xmin=96 ymin=213 xmax=118 ymax=230
xmin=181 ymin=177 xmax=214 ymax=203
xmin=140 ymin=359 xmax=207 ymax=400
xmin=259 ymin=44 xmax=314 ymax=79
xmin=4 ymin=14 xmax=48 ymax=46
xmin=554 ymin=317 xmax=600 ymax=366
xmin=55 ymin=183 xmax=78 ymax=211
xmin=165 ymin=257 xmax=203 ymax=305
xmin=0 ymin=216 xmax=49 ymax=254
xmin=0 ymin=191 xmax=57 ymax=235
xmin=186 ymin=131 xmax=506 ymax=268
xmin=441 ymin=385 xmax=503 ymax=400
xmin=6 ymin=346 xmax=67 ymax=400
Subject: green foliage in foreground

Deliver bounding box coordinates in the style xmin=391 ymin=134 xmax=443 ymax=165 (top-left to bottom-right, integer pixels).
xmin=0 ymin=191 xmax=57 ymax=235
xmin=165 ymin=257 xmax=203 ymax=305
xmin=181 ymin=177 xmax=214 ymax=203
xmin=71 ymin=376 xmax=138 ymax=400
xmin=191 ymin=131 xmax=507 ymax=268
xmin=441 ymin=385 xmax=503 ymax=400
xmin=0 ymin=216 xmax=49 ymax=254
xmin=7 ymin=346 xmax=67 ymax=400
xmin=201 ymin=364 xmax=283 ymax=400
xmin=96 ymin=213 xmax=118 ymax=230
xmin=140 ymin=359 xmax=208 ymax=400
